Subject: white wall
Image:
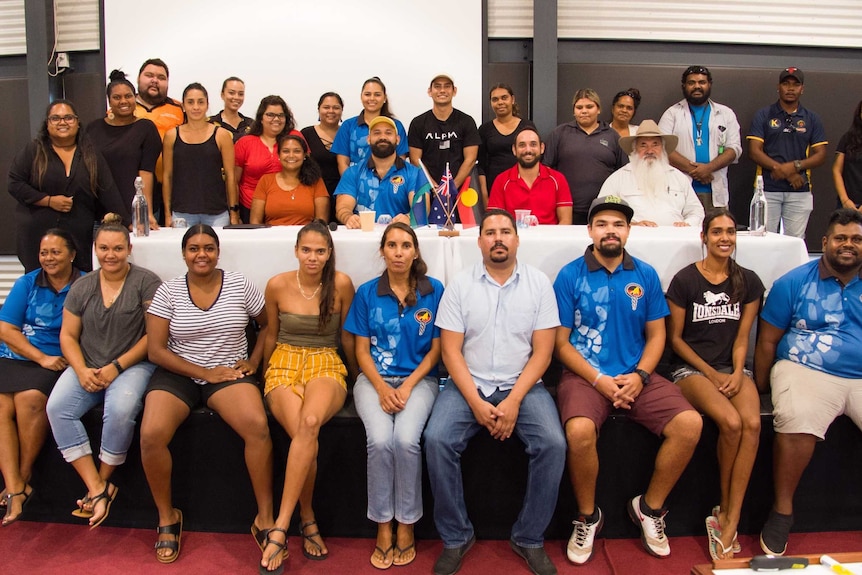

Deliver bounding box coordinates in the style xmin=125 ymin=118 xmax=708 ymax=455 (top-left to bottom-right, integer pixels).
xmin=104 ymin=0 xmax=483 ymax=129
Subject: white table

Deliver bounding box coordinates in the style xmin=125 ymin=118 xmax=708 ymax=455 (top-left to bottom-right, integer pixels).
xmin=124 ymin=225 xmax=450 ymax=292
xmin=447 ymin=226 xmax=809 ymax=291
xmin=121 ymin=225 xmax=809 ymax=293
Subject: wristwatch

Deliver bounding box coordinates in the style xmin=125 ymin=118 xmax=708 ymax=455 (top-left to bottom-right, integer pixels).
xmin=793 ymin=160 xmax=803 ymax=173
xmin=635 ymin=368 xmax=650 ymax=385
xmin=111 ymin=359 xmax=125 ymax=374
xmin=228 ymin=204 xmax=240 ymax=212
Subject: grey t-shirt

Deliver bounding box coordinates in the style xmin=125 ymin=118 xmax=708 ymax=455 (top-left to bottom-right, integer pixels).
xmin=64 ymin=264 xmax=162 ymax=368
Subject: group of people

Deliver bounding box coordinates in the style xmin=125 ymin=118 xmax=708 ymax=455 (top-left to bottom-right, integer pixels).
xmin=3 ymin=200 xmax=861 ymax=575
xmin=4 ymin=56 xmax=862 ymax=575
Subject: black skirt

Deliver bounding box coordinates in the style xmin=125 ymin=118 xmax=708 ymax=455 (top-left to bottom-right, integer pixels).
xmin=0 ymin=357 xmax=63 ymax=395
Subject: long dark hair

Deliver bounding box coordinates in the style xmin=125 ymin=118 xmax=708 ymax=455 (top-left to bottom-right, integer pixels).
xmin=296 ymin=220 xmax=336 ymax=328
xmin=702 ymin=207 xmax=744 ymax=301
xmin=380 ymin=222 xmax=427 ymax=307
xmin=277 ymin=133 xmax=322 ymax=186
xmin=488 ymin=83 xmax=521 ymax=118
xmin=844 ymin=99 xmax=862 ymax=157
xmin=182 ymin=224 xmax=220 ymax=250
xmin=362 ymin=77 xmax=394 ymax=118
xmin=33 ymin=99 xmax=100 ymax=196
xmin=249 ymin=95 xmax=296 ymax=137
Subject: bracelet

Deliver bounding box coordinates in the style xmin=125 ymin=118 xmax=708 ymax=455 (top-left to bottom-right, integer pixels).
xmin=111 ymin=359 xmax=125 ymax=374
xmin=592 ymin=372 xmax=603 ymax=387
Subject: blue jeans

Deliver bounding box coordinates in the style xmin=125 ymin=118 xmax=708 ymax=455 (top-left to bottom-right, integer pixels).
xmin=764 ymin=191 xmax=813 ymax=238
xmin=47 ymin=362 xmax=156 ymax=466
xmin=423 ymin=381 xmax=566 ymax=548
xmin=353 ymin=374 xmax=438 ymax=524
xmin=172 ymin=210 xmax=230 ymax=227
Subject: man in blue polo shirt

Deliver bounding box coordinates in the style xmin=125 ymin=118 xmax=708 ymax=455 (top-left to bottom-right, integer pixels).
xmin=755 ymin=208 xmax=862 ymax=556
xmin=747 ymin=67 xmax=828 ymax=238
xmin=335 ymin=116 xmax=425 ymax=228
xmin=553 ymin=196 xmax=702 ymax=564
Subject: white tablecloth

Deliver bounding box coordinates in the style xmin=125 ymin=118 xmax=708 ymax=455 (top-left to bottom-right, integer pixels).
xmin=121 ymin=225 xmax=809 ymax=293
xmin=446 ymin=225 xmax=809 ymax=291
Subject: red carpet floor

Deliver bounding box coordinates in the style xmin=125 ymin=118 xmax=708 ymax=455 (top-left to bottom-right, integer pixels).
xmin=1 ymin=520 xmax=860 ymax=574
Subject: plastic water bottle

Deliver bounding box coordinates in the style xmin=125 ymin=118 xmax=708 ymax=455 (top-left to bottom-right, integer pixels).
xmin=132 ymin=176 xmax=149 ymax=237
xmin=749 ymin=175 xmax=767 ymax=236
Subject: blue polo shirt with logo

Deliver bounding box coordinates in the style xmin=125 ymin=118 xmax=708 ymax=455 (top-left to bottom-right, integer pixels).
xmin=761 ymin=258 xmax=862 ymax=379
xmin=747 ymin=102 xmax=828 ymax=193
xmin=334 ymin=156 xmax=424 ymax=218
xmin=554 ymin=247 xmax=668 ymax=376
xmin=344 ymin=272 xmax=444 ymax=377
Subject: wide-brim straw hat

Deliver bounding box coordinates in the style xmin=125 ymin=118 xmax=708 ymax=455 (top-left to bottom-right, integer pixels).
xmin=619 ymin=119 xmax=678 ymax=155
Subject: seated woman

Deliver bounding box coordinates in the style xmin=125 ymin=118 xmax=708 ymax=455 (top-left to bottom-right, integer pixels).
xmin=666 ymin=207 xmax=765 ymax=560
xmin=46 ymin=214 xmax=161 ymax=528
xmin=343 ymin=222 xmax=444 ymax=569
xmin=259 ymin=220 xmax=356 ymax=575
xmin=0 ymin=229 xmax=83 ymax=525
xmin=250 ymin=133 xmax=330 ymax=225
xmin=141 ymin=224 xmax=273 ymax=564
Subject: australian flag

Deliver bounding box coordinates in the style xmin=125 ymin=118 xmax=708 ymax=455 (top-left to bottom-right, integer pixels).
xmin=429 ymin=162 xmax=458 ymax=226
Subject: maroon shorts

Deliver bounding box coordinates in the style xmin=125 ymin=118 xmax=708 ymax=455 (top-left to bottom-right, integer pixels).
xmin=557 ymin=369 xmax=694 ymax=436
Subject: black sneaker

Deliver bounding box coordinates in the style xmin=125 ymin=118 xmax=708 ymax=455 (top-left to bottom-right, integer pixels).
xmin=760 ymin=510 xmax=793 ymax=555
xmin=510 ymin=540 xmax=557 ymax=575
xmin=434 ymin=534 xmax=476 ymax=575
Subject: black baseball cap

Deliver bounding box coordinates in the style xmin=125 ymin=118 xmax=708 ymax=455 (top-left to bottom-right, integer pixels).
xmin=779 ymin=67 xmax=804 ymax=84
xmin=588 ymin=196 xmax=634 ymax=223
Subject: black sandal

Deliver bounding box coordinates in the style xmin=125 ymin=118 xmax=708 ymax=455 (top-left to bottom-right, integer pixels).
xmin=1 ymin=486 xmax=33 ymax=526
xmin=301 ymin=520 xmax=328 ymax=561
xmin=259 ymin=527 xmax=288 ymax=575
xmin=87 ymin=483 xmax=118 ymax=529
xmin=155 ymin=509 xmax=183 ymax=564
xmin=71 ymin=493 xmax=93 ymax=518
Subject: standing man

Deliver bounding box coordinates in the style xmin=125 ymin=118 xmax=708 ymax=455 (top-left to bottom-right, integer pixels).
xmin=135 ymin=58 xmax=184 ymax=224
xmin=755 ymin=208 xmax=862 ymax=555
xmin=424 ymin=209 xmax=566 ymax=575
xmin=747 ymin=67 xmax=828 ymax=238
xmin=659 ymin=65 xmax=742 ymax=210
xmin=554 ymin=196 xmax=702 ymax=564
xmin=487 ymin=127 xmax=573 ymax=225
xmin=334 ymin=116 xmax=425 ymax=228
xmin=408 ymin=74 xmax=480 ymax=224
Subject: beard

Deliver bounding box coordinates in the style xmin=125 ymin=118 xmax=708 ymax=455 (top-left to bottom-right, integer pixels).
xmin=596 ymin=237 xmax=623 ymax=258
xmin=517 ymin=154 xmax=540 ymax=169
xmin=488 ymin=242 xmax=510 ymax=263
xmin=370 ymin=140 xmax=396 ymax=158
xmin=630 ymin=151 xmax=670 ymax=201
xmin=686 ymin=86 xmax=711 ymax=106
xmin=825 ymin=248 xmax=862 ymax=275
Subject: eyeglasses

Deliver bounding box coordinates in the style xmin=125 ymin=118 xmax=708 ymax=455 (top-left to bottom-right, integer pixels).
xmin=48 ymin=114 xmax=78 ymax=124
xmin=264 ymin=112 xmax=286 ymax=120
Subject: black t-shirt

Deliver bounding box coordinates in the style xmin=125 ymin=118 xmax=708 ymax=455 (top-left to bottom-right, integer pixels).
xmin=407 ymin=108 xmax=480 ymax=182
xmin=837 ymin=132 xmax=862 ymax=206
xmin=666 ymin=263 xmax=764 ymax=370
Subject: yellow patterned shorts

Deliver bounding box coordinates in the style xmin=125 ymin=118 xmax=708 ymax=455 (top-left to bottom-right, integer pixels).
xmin=264 ymin=343 xmax=347 ymax=397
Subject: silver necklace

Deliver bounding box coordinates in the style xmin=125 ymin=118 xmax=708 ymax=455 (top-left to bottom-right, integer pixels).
xmin=296 ymin=269 xmax=322 ymax=300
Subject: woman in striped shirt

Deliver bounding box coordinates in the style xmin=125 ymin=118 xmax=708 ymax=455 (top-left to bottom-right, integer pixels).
xmin=140 ymin=224 xmax=273 ymax=564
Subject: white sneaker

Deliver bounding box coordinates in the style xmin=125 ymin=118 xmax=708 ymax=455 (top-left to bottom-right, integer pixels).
xmin=566 ymin=508 xmax=604 ymax=565
xmin=627 ymin=495 xmax=670 ymax=557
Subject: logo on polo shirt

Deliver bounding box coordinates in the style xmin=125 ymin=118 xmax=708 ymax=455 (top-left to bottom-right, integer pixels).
xmin=415 ymin=308 xmax=432 ymax=336
xmin=625 ymin=283 xmax=644 ymax=311
xmin=769 ymin=118 xmax=780 ymax=129
xmin=391 ymin=175 xmax=404 ymax=195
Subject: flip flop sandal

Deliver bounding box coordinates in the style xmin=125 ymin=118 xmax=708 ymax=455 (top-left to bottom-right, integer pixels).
xmin=393 ymin=542 xmax=416 ymax=566
xmin=71 ymin=494 xmax=94 ymax=518
xmin=711 ymin=505 xmax=741 ymax=553
xmin=88 ymin=483 xmax=118 ymax=530
xmin=370 ymin=544 xmax=394 ymax=570
xmin=301 ymin=520 xmax=328 ymax=561
xmin=259 ymin=527 xmax=288 ymax=575
xmin=155 ymin=509 xmax=183 ymax=564
xmin=706 ymin=515 xmax=733 ymax=560
xmin=1 ymin=486 xmax=33 ymax=526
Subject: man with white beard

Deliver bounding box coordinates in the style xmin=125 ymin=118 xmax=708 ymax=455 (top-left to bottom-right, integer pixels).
xmin=598 ymin=120 xmax=704 ymax=227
